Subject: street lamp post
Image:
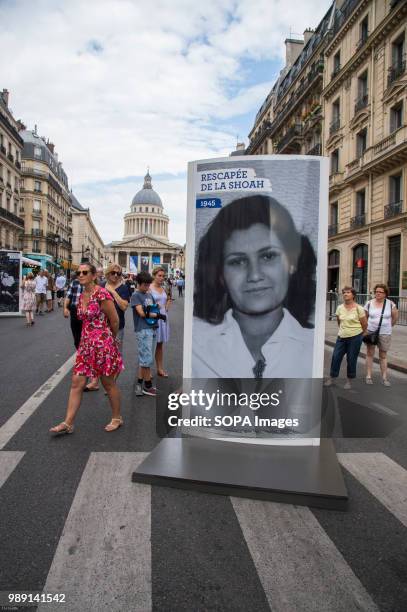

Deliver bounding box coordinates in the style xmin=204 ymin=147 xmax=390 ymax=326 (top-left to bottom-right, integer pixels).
xmin=54 ymin=234 xmax=61 ymax=271
xmin=179 ymin=249 xmax=184 ymax=274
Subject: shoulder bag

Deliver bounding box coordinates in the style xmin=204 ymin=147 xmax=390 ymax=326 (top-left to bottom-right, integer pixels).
xmin=363 ymin=299 xmax=386 ymax=345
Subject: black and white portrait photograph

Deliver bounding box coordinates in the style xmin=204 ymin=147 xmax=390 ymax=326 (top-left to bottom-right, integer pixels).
xmin=184 ymin=156 xmax=329 ymax=380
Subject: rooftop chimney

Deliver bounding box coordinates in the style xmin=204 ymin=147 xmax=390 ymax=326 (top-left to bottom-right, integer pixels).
xmin=2 ymin=89 xmax=9 ymax=106
xmin=285 ymin=38 xmax=304 ymax=67
xmin=304 ymin=29 xmax=314 ymax=45
xmin=47 ymin=141 xmax=55 ymax=154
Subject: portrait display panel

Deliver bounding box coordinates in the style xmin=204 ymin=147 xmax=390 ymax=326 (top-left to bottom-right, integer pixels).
xmin=0 ymin=250 xmax=22 ymax=316
xmin=182 ymin=155 xmax=329 ymax=445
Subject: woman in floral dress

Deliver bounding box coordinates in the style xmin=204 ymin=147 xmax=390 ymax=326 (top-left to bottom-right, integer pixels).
xmin=50 ymin=263 xmax=124 ymax=434
xmin=22 ymin=272 xmax=37 ymax=326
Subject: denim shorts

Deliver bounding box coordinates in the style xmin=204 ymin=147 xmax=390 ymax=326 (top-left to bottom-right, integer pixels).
xmin=135 ymin=328 xmax=157 ymax=367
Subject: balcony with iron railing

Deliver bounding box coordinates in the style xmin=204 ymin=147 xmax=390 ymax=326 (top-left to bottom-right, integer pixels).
xmin=328 ymin=223 xmax=338 ymax=237
xmin=331 ymin=64 xmax=341 ymax=80
xmin=0 ymin=207 xmax=25 ymax=227
xmin=7 ymin=153 xmax=14 ymax=163
xmin=31 ymin=229 xmax=43 ymax=237
xmin=0 ymin=145 xmax=6 ymax=155
xmin=350 ymin=213 xmax=366 ymax=229
xmin=355 ymin=93 xmax=368 ymax=114
xmin=384 ymin=200 xmax=403 ymax=219
xmin=306 ymin=143 xmax=321 ymax=156
xmin=329 ymin=118 xmax=341 ymax=136
xmin=275 ymin=123 xmax=303 ymax=153
xmin=21 ymin=165 xmax=48 ymax=178
xmin=387 ymin=59 xmax=406 ymax=86
xmin=249 ymin=62 xmax=324 ymax=153
xmin=356 ymin=33 xmax=369 ymax=52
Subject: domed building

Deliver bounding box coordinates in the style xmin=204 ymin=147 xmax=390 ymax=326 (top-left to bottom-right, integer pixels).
xmin=104 ymin=172 xmax=182 ymax=274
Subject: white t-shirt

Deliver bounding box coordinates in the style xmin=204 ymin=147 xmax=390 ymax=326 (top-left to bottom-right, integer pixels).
xmin=364 ymin=299 xmax=396 ymax=335
xmin=55 ymin=275 xmax=66 ymax=290
xmin=35 ymin=275 xmax=48 ymax=294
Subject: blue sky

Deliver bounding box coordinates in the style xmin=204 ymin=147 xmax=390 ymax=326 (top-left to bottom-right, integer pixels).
xmin=0 ymin=0 xmax=330 ymax=245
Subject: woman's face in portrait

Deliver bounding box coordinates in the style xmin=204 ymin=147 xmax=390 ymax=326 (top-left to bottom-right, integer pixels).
xmin=222 ymin=223 xmax=291 ymax=316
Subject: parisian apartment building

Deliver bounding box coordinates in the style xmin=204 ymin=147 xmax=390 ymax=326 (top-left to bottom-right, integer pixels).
xmin=246 ymin=0 xmax=407 ymax=298
xmin=0 ymin=89 xmax=24 ymax=251
xmin=70 ymin=193 xmax=105 ymax=269
xmin=19 ymin=128 xmax=73 ymax=273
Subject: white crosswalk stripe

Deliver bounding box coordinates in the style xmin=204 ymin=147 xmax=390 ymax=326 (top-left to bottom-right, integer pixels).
xmin=0 ymin=451 xmax=25 ymax=488
xmin=231 ymin=497 xmax=379 ymax=612
xmin=0 ymin=354 xmax=75 ymax=450
xmin=338 ymin=452 xmax=407 ymax=528
xmin=38 ymin=453 xmax=151 ymax=612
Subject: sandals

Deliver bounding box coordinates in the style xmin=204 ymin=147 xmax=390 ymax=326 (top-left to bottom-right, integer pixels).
xmin=49 ymin=421 xmax=74 ymax=435
xmin=104 ymin=417 xmax=123 ymax=432
xmin=157 ymin=370 xmax=169 ymax=378
xmin=84 ymin=386 xmax=100 ymax=392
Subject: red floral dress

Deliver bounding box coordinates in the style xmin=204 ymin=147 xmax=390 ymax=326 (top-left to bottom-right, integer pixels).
xmin=74 ymin=286 xmax=124 ymax=378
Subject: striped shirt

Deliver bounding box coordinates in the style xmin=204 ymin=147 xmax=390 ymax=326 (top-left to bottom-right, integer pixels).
xmin=66 ymin=279 xmax=83 ymax=307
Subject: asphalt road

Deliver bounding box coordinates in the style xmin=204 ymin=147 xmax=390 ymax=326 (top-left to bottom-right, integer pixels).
xmin=0 ymin=300 xmax=406 ymax=612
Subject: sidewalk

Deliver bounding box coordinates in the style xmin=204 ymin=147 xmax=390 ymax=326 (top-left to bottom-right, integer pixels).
xmin=325 ymin=320 xmax=407 ymax=374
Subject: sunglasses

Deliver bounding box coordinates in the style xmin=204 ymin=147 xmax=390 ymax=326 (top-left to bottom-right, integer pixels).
xmin=78 ymin=270 xmax=89 ymax=276
xmin=110 ymin=271 xmax=122 ymax=277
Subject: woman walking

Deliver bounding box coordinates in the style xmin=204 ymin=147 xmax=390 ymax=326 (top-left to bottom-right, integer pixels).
xmin=44 ymin=271 xmax=55 ymax=312
xmin=151 ymin=267 xmax=171 ymax=377
xmin=50 ymin=263 xmax=124 ymax=434
xmin=21 ymin=273 xmax=37 ymax=326
xmin=325 ymin=287 xmax=367 ymax=389
xmin=364 ymin=284 xmax=398 ymax=386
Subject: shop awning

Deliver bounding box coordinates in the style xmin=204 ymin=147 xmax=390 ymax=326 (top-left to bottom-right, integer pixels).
xmin=22 ymin=256 xmax=40 ymax=266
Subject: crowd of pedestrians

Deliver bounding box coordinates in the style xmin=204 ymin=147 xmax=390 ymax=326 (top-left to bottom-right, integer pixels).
xmin=46 ymin=263 xmax=180 ymax=435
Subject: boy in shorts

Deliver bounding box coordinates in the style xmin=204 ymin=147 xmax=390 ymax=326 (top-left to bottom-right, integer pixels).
xmin=131 ymin=271 xmax=159 ymax=396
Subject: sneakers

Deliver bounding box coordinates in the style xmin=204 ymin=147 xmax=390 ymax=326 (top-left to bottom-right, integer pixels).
xmin=323 ymin=378 xmax=333 ymax=387
xmin=365 ymin=377 xmax=373 ymax=385
xmin=343 ymin=381 xmax=352 ymax=390
xmin=134 ymin=383 xmax=143 ymax=396
xmin=142 ymin=384 xmax=157 ymax=397
xmin=382 ymin=379 xmax=391 ymax=387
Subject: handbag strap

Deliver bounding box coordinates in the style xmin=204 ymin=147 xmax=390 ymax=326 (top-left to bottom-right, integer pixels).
xmin=376 ymin=299 xmax=386 ymax=333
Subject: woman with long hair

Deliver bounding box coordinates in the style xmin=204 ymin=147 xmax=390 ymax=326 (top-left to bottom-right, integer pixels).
xmin=192 ymin=194 xmax=316 ymax=379
xmin=151 ymin=266 xmax=171 ymax=377
xmin=50 ymin=262 xmax=124 ymax=434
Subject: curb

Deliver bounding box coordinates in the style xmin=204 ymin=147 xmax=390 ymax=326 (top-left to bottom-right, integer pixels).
xmin=325 ymin=340 xmax=407 ymax=375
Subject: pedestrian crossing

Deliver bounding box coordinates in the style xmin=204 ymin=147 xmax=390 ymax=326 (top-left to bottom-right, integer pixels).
xmin=1 ymin=448 xmax=407 ymax=611
xmin=38 ymin=453 xmax=151 ymax=612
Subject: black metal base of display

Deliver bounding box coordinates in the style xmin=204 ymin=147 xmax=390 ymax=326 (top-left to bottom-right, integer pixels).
xmin=132 ymin=437 xmax=348 ymax=510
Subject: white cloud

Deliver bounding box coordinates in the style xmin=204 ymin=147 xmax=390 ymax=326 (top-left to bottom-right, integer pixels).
xmin=0 ymin=0 xmax=330 ymax=243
